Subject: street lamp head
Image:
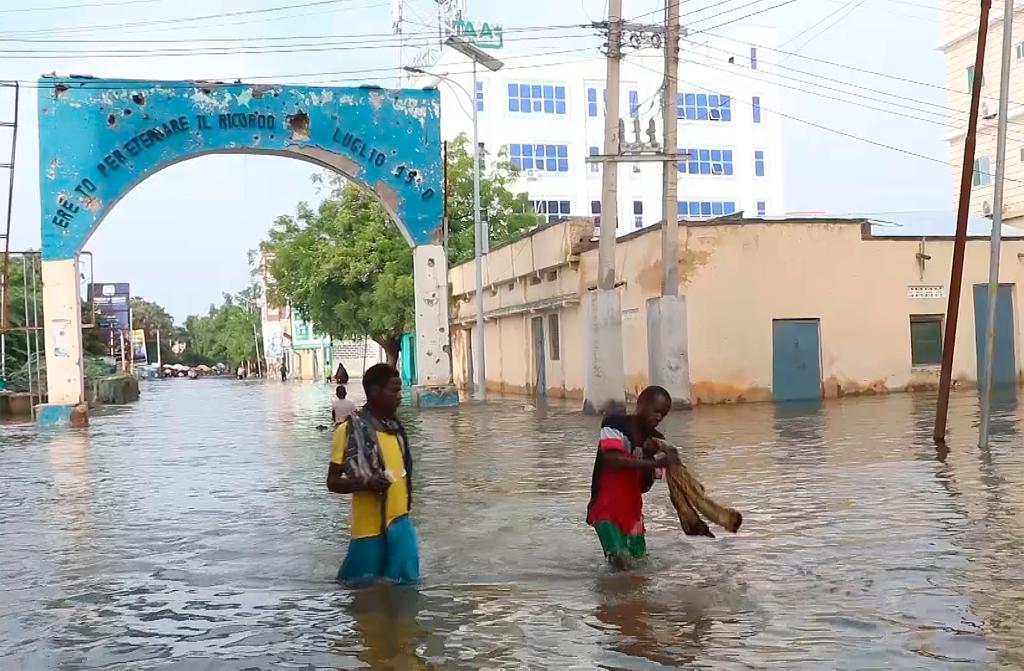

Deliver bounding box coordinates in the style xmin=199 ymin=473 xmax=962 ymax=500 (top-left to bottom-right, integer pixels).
xmin=445 ymin=35 xmax=504 ymax=71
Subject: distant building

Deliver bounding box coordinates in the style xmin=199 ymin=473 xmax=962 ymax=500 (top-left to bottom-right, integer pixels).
xmin=256 ymin=252 xmax=383 ymax=381
xmin=448 ymin=213 xmax=1024 ymax=403
xmin=407 ymin=25 xmax=784 ymax=234
xmin=940 ymin=2 xmax=1024 ymax=222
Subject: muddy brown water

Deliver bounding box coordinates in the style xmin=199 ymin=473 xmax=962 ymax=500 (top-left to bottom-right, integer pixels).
xmin=2 ymin=379 xmax=1022 ymax=669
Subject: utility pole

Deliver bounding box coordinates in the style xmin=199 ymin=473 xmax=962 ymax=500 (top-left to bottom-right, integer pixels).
xmin=598 ymin=0 xmax=623 ymax=294
xmin=979 ymin=0 xmax=1014 ymax=447
xmin=584 ymin=0 xmax=627 ymax=414
xmin=645 ymin=0 xmax=690 ymax=407
xmin=661 ymin=0 xmax=680 ymax=297
xmin=934 ymin=0 xmax=993 ymax=443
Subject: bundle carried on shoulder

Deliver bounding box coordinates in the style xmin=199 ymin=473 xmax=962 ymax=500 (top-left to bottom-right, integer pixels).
xmin=662 ymin=445 xmax=742 ymax=538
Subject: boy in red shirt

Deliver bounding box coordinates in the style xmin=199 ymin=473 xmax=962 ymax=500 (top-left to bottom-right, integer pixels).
xmin=586 ymin=385 xmax=677 ymax=570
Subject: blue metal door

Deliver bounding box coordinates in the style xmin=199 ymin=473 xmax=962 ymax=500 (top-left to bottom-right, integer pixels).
xmin=973 ymin=284 xmax=1016 ymax=388
xmin=532 ymin=316 xmax=546 ymax=397
xmin=772 ymin=319 xmax=822 ymax=402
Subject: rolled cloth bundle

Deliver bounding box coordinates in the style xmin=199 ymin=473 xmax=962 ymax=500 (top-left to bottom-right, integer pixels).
xmin=663 ymin=445 xmax=742 ymax=538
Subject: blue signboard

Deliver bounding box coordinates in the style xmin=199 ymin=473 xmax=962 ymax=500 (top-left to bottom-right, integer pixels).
xmin=87 ymin=282 xmax=130 ymax=346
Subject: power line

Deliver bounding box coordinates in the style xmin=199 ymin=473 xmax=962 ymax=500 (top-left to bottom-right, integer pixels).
xmin=0 ymin=29 xmax=597 ymax=60
xmin=688 ymin=0 xmax=802 ymax=34
xmin=675 ymin=38 xmax=952 ymax=116
xmin=651 ymin=39 xmax=1024 ymax=146
xmin=0 ymin=0 xmax=167 ymax=13
xmin=778 ymin=0 xmax=865 ymax=60
xmin=0 ymin=0 xmax=356 ymax=38
xmin=0 ymin=22 xmax=588 ymax=45
xmin=667 ymin=53 xmax=1024 ymax=148
xmin=694 ymin=29 xmax=1009 ymax=104
xmin=2 ymin=47 xmax=600 ymax=90
xmin=627 ymin=55 xmax=1022 ymax=185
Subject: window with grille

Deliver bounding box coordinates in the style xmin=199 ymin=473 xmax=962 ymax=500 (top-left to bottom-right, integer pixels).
xmin=633 ymin=200 xmax=643 ymax=228
xmin=531 ymin=199 xmax=571 ymax=223
xmin=910 ymin=315 xmax=943 ymax=366
xmin=548 ymin=313 xmax=561 ymax=361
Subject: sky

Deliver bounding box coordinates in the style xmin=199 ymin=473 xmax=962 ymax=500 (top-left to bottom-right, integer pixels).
xmin=1 ymin=0 xmax=952 ymax=321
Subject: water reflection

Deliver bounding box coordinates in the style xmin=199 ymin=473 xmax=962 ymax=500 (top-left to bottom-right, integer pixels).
xmin=2 ymin=381 xmax=1024 ymax=667
xmin=344 ymin=584 xmax=433 ymax=670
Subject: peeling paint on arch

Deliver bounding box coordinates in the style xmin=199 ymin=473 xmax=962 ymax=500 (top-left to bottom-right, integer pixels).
xmin=38 ymin=76 xmax=443 ymax=260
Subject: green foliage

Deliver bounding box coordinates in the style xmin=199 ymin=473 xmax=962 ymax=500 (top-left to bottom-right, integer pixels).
xmin=443 ymin=133 xmax=540 ymax=265
xmin=131 ymin=296 xmax=175 ymax=362
xmin=182 ymin=285 xmax=262 ymax=367
xmin=261 ymin=132 xmax=540 ymax=363
xmin=1 ymin=255 xmax=48 ymax=388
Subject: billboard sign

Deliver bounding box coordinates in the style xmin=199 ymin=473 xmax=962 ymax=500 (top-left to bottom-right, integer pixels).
xmin=88 ymin=283 xmax=131 ymax=349
xmin=130 ymin=329 xmax=148 ymax=362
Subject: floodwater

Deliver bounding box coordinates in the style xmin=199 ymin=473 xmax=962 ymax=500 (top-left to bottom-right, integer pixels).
xmin=2 ymin=380 xmax=1024 ymax=670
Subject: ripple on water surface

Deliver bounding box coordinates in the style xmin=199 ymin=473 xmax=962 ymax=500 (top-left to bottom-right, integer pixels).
xmin=1 ymin=380 xmax=1022 ymax=668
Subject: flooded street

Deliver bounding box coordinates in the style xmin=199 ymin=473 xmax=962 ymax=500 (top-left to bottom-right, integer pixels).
xmin=2 ymin=380 xmax=1024 ymax=669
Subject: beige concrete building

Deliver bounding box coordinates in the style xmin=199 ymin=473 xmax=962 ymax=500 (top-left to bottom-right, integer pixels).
xmin=942 ymin=2 xmax=1024 ymax=222
xmin=448 ymin=216 xmax=1024 ymax=404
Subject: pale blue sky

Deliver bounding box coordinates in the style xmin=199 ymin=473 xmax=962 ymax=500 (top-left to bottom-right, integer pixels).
xmin=1 ymin=0 xmax=950 ymax=320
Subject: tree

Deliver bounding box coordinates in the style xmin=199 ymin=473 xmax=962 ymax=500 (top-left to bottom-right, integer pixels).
xmin=181 ymin=286 xmax=261 ymax=368
xmin=131 ymin=296 xmax=175 ymax=362
xmin=262 ymin=133 xmax=540 ymax=366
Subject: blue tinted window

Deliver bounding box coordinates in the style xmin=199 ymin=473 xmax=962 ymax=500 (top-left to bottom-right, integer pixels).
xmin=629 ymin=89 xmax=639 ymax=118
xmin=510 ymin=143 xmax=570 ymax=172
xmin=752 ymin=96 xmax=761 ymax=123
xmin=510 ymin=82 xmax=567 ymax=115
xmin=677 ymin=147 xmax=733 ymax=176
xmin=476 ymin=81 xmax=484 ymax=112
xmin=589 ymin=146 xmax=600 ymax=173
xmin=677 ymin=91 xmax=732 ymax=121
xmin=757 ymin=200 xmax=766 ymax=216
xmin=677 ymin=200 xmax=738 ymax=219
xmin=754 ymin=150 xmax=766 ymax=177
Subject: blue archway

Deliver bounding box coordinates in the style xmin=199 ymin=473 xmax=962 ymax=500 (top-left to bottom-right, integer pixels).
xmin=37 ymin=76 xmax=455 ymax=424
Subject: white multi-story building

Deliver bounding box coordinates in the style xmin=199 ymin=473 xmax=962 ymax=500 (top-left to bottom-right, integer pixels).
xmin=941 ymin=2 xmax=1024 ymax=224
xmin=408 ymin=26 xmax=784 ymax=234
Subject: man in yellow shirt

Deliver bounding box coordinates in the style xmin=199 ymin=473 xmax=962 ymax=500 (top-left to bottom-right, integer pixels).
xmin=327 ymin=363 xmax=418 ymax=584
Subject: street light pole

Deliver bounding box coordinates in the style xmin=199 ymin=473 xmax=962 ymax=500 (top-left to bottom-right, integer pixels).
xmin=470 ymin=58 xmax=487 ymax=400
xmin=411 ymin=37 xmax=503 ymax=401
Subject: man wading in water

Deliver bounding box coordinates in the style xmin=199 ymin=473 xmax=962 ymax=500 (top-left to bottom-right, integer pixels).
xmin=326 ymin=364 xmax=418 ymax=584
xmin=586 ymin=386 xmax=678 ymax=570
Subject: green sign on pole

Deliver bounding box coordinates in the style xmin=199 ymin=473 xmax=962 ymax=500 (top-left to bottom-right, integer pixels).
xmin=453 ymin=18 xmax=503 ymax=49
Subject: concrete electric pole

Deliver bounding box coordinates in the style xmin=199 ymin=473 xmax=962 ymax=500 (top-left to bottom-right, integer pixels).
xmin=645 ymin=0 xmax=690 ymax=407
xmin=584 ymin=0 xmax=627 ymax=414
